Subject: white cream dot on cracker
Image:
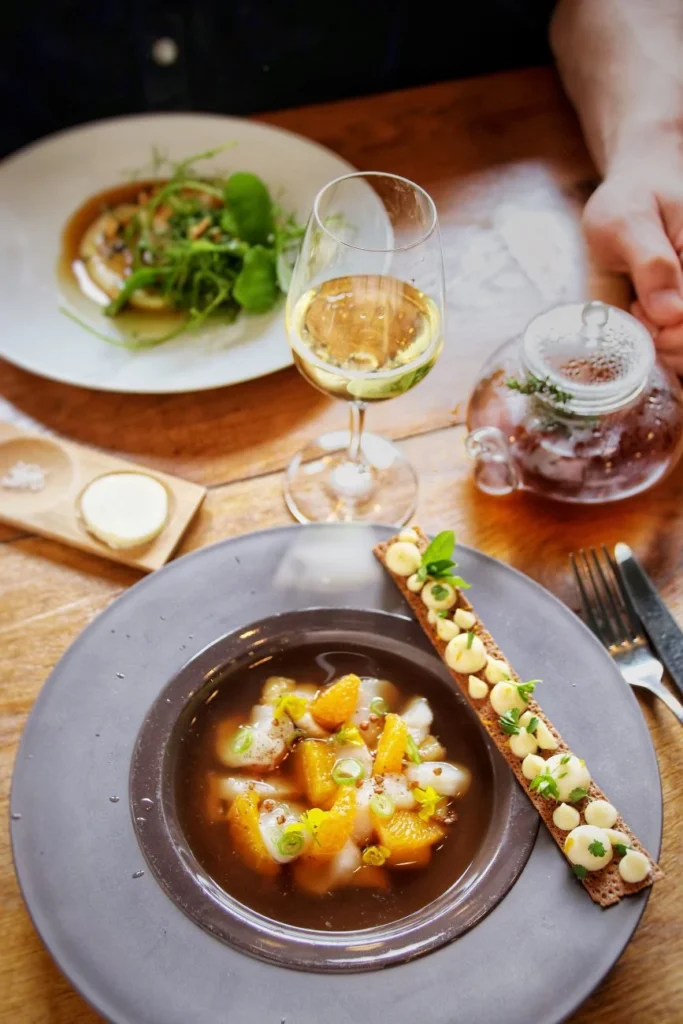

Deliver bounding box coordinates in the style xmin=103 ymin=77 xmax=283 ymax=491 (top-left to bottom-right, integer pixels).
xmin=398 ymin=528 xmax=419 ymax=544
xmin=618 ymin=850 xmax=649 ymax=883
xmin=564 ymin=824 xmax=613 ymax=871
xmin=422 ymin=581 xmax=457 ymax=611
xmin=468 ymin=675 xmax=488 ymax=700
xmin=509 ymin=729 xmax=538 ymax=758
xmin=545 ymin=753 xmax=591 ymax=803
xmin=484 ymin=656 xmax=511 ymax=684
xmin=406 ymin=573 xmax=424 ymax=593
xmin=490 ymin=682 xmax=526 ymax=716
xmin=385 ymin=541 xmax=422 ymax=576
xmin=522 ymin=753 xmax=545 ymax=780
xmin=585 ymin=799 xmax=618 ymax=829
xmin=436 ymin=617 xmax=460 ymax=642
xmin=445 ymin=632 xmax=487 ymax=673
xmin=454 ymin=608 xmax=476 ymax=630
xmin=553 ymin=803 xmax=580 ymax=831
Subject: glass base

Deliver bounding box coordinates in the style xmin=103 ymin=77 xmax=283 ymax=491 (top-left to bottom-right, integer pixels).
xmin=283 ymin=430 xmax=418 ymax=525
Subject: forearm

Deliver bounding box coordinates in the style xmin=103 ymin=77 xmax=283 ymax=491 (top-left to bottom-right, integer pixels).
xmin=550 ymin=0 xmax=683 ymax=174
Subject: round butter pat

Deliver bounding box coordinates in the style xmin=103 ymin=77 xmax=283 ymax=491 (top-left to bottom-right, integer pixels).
xmin=584 ymin=799 xmax=618 ymax=829
xmin=80 ymin=472 xmax=169 ymax=549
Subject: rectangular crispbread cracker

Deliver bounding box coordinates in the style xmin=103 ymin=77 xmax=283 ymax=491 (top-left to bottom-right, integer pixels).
xmin=375 ymin=529 xmax=662 ymax=906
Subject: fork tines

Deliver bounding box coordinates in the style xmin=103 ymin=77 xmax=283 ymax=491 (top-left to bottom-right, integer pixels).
xmin=570 ymin=546 xmax=641 ymax=648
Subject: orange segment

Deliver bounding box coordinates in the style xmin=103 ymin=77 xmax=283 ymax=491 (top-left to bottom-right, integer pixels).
xmin=390 ymin=846 xmax=432 ymax=870
xmin=295 ymin=739 xmax=338 ymax=810
xmin=352 ymin=865 xmax=391 ymax=889
xmin=373 ymin=713 xmax=408 ymax=774
xmin=227 ymin=790 xmax=278 ymax=877
xmin=375 ymin=810 xmax=445 ymax=865
xmin=308 ymin=786 xmax=357 ymax=859
xmin=310 ymin=674 xmax=361 ymax=730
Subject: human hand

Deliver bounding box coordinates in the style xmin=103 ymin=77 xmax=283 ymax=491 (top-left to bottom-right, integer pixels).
xmin=582 ymin=136 xmax=683 ymax=374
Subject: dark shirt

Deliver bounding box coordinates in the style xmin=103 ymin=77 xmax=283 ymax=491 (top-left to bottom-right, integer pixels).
xmin=2 ymin=1 xmax=555 ymax=158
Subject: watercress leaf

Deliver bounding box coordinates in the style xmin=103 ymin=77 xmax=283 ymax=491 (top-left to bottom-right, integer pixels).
xmin=443 ymin=575 xmax=471 ymax=590
xmin=588 ymin=840 xmax=606 ymax=857
xmin=567 ymin=787 xmax=588 ymax=803
xmin=233 ymin=246 xmax=279 ymax=313
xmin=424 ymin=559 xmax=456 ymax=576
xmin=224 ymin=172 xmax=275 ymax=245
xmin=572 ymin=864 xmax=588 ymax=880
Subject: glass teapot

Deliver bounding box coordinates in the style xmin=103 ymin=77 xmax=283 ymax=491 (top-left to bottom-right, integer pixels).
xmin=466 ymin=301 xmax=683 ymax=503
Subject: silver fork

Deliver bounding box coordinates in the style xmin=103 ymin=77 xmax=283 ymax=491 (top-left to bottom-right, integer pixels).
xmin=571 ymin=545 xmax=683 ymax=725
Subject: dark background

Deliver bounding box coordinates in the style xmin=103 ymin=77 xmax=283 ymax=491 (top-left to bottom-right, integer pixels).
xmin=2 ymin=0 xmax=556 ymax=158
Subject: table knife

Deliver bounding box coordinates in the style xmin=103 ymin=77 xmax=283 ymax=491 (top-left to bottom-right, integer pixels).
xmin=615 ymin=542 xmax=683 ymax=702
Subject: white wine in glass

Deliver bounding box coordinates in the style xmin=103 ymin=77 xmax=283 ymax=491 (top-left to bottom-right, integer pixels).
xmin=284 ymin=172 xmax=445 ymax=524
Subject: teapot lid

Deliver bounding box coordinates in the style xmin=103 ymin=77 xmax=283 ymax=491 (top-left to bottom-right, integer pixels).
xmin=522 ymin=301 xmax=655 ymax=414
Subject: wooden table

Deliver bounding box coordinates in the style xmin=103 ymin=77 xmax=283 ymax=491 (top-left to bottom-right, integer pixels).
xmin=1 ymin=66 xmax=682 ymax=1023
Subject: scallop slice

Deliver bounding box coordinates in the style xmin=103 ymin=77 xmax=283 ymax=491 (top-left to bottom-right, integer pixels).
xmin=294 ymin=840 xmax=362 ymax=895
xmin=259 ymin=802 xmax=310 ymax=864
xmin=216 ymin=710 xmax=294 ymax=771
xmin=406 ymin=761 xmax=471 ymax=799
xmin=380 ymin=773 xmax=417 ymax=810
xmin=79 ymin=472 xmax=169 ymax=549
xmin=352 ymin=779 xmax=376 ymax=844
xmin=204 ymin=774 xmax=299 ymax=822
xmin=401 ymin=697 xmax=433 ymax=744
xmin=79 ymin=203 xmax=171 ymax=310
xmin=352 ymin=678 xmax=400 ymax=741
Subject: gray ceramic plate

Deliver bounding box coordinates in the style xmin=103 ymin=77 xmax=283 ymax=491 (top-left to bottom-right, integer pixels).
xmin=10 ymin=524 xmax=662 ymax=1024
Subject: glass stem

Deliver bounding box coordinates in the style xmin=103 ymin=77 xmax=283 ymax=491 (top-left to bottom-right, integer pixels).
xmin=347 ymin=402 xmax=367 ymax=464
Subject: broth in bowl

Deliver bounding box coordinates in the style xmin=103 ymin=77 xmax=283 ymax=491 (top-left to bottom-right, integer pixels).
xmin=175 ymin=643 xmax=493 ymax=931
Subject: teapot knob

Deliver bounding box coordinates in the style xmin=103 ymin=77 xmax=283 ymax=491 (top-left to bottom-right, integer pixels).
xmin=465 ymin=427 xmax=520 ymax=496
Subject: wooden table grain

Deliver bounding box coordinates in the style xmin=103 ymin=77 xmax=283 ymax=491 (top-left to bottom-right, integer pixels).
xmin=1 ymin=67 xmax=681 ymax=1024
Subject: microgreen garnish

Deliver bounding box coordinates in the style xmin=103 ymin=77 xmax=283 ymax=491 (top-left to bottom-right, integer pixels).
xmin=572 ymin=864 xmax=588 ymax=880
xmin=588 ymin=840 xmax=606 ymax=858
xmin=277 ymin=827 xmax=306 ymax=857
xmin=466 ymin=631 xmax=475 ymax=649
xmin=431 ymin=584 xmax=449 ymax=601
xmin=405 ymin=734 xmax=422 ymax=764
xmin=417 ymin=531 xmax=471 ymax=589
xmin=526 ymin=716 xmax=539 ymax=735
xmin=369 ymin=696 xmax=389 ymax=717
xmin=228 ymin=725 xmax=253 ymax=755
xmin=499 ymin=708 xmax=521 ymax=735
xmin=614 ymin=843 xmax=631 ymax=857
xmin=436 ymin=610 xmax=449 ymax=619
xmin=568 ymin=787 xmax=588 ymax=803
xmin=412 ymin=786 xmax=442 ymax=821
xmin=529 ymin=771 xmax=560 ymax=800
xmin=560 ymin=754 xmax=571 ymax=765
xmin=362 ymin=845 xmax=391 ymax=867
xmin=82 ymin=152 xmax=306 ymax=348
xmin=505 ymin=373 xmax=572 ymax=405
xmin=332 ymin=757 xmax=365 ymax=786
xmin=334 ymin=723 xmax=364 ymax=746
xmin=370 ymin=793 xmax=395 ymax=820
xmin=516 ymin=679 xmax=540 ymax=703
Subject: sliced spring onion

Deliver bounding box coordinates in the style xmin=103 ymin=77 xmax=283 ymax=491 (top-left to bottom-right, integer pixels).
xmin=362 ymin=845 xmax=391 ymax=867
xmin=332 ymin=757 xmax=365 ymax=785
xmin=405 ymin=734 xmax=422 ymax=764
xmin=276 ymin=827 xmax=306 ymax=857
xmin=369 ymin=696 xmax=389 ymax=717
xmin=370 ymin=793 xmax=395 ymax=819
xmin=229 ymin=725 xmax=253 ymax=755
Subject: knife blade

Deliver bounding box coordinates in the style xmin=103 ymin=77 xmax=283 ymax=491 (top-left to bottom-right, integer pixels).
xmin=614 ymin=542 xmax=683 ymax=701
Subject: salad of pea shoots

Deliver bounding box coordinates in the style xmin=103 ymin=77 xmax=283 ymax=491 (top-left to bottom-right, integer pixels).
xmin=81 ymin=147 xmax=305 ymax=348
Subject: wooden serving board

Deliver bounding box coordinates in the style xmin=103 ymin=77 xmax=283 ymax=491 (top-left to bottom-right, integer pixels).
xmin=0 ymin=422 xmax=206 ymax=571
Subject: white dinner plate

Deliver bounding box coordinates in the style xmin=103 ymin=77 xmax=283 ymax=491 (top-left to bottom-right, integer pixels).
xmin=0 ymin=114 xmax=355 ymax=393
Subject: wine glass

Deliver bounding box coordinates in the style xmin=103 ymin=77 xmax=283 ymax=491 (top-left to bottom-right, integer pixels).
xmin=284 ymin=171 xmax=445 ymax=524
